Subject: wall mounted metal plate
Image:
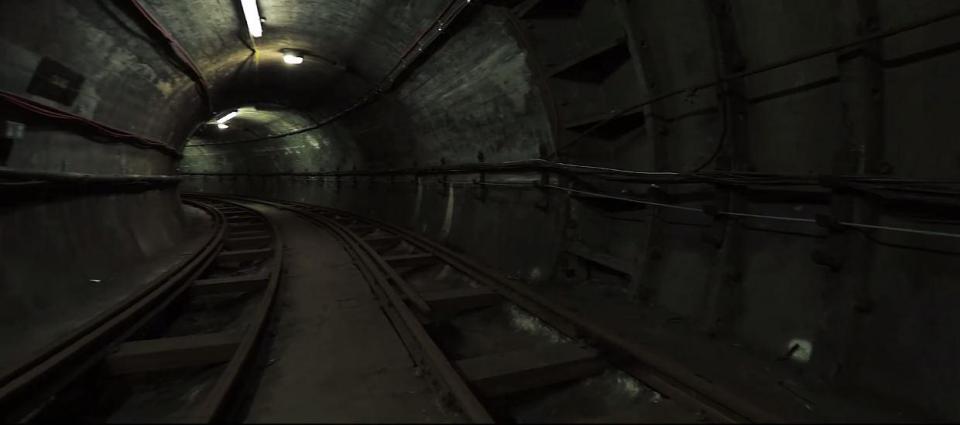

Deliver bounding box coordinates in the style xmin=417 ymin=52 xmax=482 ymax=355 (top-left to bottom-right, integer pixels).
xmin=26 ymin=57 xmax=84 ymax=106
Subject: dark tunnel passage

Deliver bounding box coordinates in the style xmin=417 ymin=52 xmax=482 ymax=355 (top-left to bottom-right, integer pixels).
xmin=3 ymin=0 xmax=960 ymax=422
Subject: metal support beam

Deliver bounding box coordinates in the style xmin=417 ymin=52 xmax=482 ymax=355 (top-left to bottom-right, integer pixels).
xmin=106 ymin=333 xmax=240 ymax=375
xmin=811 ymin=0 xmax=883 ymax=386
xmin=382 ymin=253 xmax=440 ymax=269
xmin=227 ymin=230 xmax=269 ymax=239
xmin=421 ymin=287 xmax=501 ymax=316
xmin=614 ymin=0 xmax=669 ymax=303
xmin=699 ymin=0 xmax=750 ymax=335
xmin=363 ymin=234 xmax=404 ymax=252
xmin=215 ymin=247 xmax=273 ymax=265
xmin=347 ymin=224 xmax=378 ymax=237
xmin=224 ymin=234 xmax=271 ymax=250
xmin=227 ymin=222 xmax=266 ymax=232
xmin=455 ymin=343 xmax=604 ymax=398
xmin=190 ymin=273 xmax=269 ymax=295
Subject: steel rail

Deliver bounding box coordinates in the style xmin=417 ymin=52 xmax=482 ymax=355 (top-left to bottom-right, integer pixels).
xmin=311 ymin=211 xmax=493 ymax=423
xmin=0 ymin=198 xmax=283 ymax=423
xmin=0 ymin=199 xmax=225 ymax=422
xmin=193 ymin=193 xmax=494 ymax=423
xmin=181 ymin=197 xmax=284 ymax=423
xmin=194 ymin=193 xmax=785 ymax=423
xmin=333 ymin=208 xmax=776 ymax=423
xmin=304 ymin=204 xmax=761 ymax=423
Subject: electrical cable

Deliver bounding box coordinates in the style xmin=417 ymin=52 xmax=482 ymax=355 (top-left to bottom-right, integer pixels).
xmin=181 ymin=168 xmax=960 ymax=240
xmin=468 ymin=179 xmax=959 ymax=253
xmin=690 ymin=87 xmax=729 ymax=173
xmin=129 ymin=0 xmax=212 ymax=112
xmin=516 ymin=158 xmax=680 ymax=176
xmin=850 ymin=227 xmax=960 ymax=256
xmin=180 ymin=157 xmax=959 ymax=193
xmin=0 ymin=165 xmax=179 ymax=184
xmin=0 ymin=90 xmax=180 ymax=157
xmin=308 ymin=0 xmax=471 ymax=128
xmin=474 ymin=183 xmax=954 ymax=250
xmin=554 ymin=6 xmax=960 ymax=152
xmin=840 ymin=221 xmax=960 ymax=240
xmin=531 ymin=183 xmax=960 ymax=241
xmin=186 ymin=122 xmax=322 ymax=147
xmin=539 ymin=184 xmax=704 ymax=213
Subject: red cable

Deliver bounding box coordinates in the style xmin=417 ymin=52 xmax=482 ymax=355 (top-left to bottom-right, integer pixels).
xmin=3 ymin=1 xmax=465 ymax=160
xmin=129 ymin=0 xmax=211 ymax=108
xmin=4 ymin=95 xmax=137 ymax=140
xmin=383 ymin=0 xmax=461 ymax=78
xmin=310 ymin=0 xmax=468 ymax=127
xmin=0 ymin=90 xmax=180 ymax=157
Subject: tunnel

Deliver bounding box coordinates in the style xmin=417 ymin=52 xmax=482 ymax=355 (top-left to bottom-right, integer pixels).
xmin=2 ymin=0 xmax=960 ymax=422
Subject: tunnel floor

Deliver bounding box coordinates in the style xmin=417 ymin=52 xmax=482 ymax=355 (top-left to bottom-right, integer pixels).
xmin=220 ymin=198 xmax=922 ymax=423
xmin=237 ymin=202 xmax=459 ymax=423
xmin=0 ymin=195 xmax=932 ymax=423
xmin=222 ymin=199 xmax=722 ymax=423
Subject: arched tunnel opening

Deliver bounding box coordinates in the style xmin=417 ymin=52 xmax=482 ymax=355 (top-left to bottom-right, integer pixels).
xmin=2 ymin=0 xmax=960 ymax=422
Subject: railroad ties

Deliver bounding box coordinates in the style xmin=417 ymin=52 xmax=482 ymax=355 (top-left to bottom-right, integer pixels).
xmin=102 ymin=202 xmax=276 ymax=379
xmin=0 ymin=198 xmax=283 ymax=423
xmin=249 ymin=198 xmax=751 ymax=423
xmin=322 ymin=213 xmax=615 ymax=420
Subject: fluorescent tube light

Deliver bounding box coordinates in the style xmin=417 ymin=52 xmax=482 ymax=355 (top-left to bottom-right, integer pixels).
xmin=216 ymin=111 xmax=239 ymax=124
xmin=283 ymin=53 xmax=304 ymax=65
xmin=240 ymin=0 xmax=263 ymax=38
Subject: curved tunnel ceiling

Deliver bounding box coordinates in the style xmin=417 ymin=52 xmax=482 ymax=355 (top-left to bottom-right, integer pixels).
xmin=188 ymin=106 xmax=317 ymax=145
xmin=169 ymin=0 xmax=546 ymax=174
xmin=0 ymin=0 xmax=542 ymax=176
xmin=139 ymin=0 xmax=456 ymax=138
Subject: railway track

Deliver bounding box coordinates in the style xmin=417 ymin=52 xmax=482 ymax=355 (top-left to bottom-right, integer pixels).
xmin=195 ymin=193 xmax=782 ymax=423
xmin=0 ymin=198 xmax=283 ymax=423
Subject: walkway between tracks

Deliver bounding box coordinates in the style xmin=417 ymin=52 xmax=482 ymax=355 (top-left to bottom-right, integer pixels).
xmin=241 ymin=203 xmax=459 ymax=423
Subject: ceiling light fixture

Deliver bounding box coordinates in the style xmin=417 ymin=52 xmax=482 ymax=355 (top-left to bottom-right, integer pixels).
xmin=282 ymin=52 xmax=304 ymax=65
xmin=240 ymin=0 xmax=263 ymax=38
xmin=216 ymin=110 xmax=239 ymax=124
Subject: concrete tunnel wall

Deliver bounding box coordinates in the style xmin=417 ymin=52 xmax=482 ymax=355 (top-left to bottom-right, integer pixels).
xmin=181 ymin=1 xmax=960 ymax=419
xmin=3 ymin=0 xmax=960 ymax=420
xmin=0 ymin=1 xmax=201 ymax=337
xmin=0 ymin=0 xmax=454 ymax=364
xmin=182 ymin=4 xmax=560 ymax=278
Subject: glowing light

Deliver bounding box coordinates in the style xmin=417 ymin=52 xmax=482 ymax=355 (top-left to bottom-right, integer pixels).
xmin=215 ymin=111 xmax=239 ymax=124
xmin=217 ymin=123 xmax=229 ymax=129
xmin=240 ymin=0 xmax=263 ymax=38
xmin=282 ymin=53 xmax=304 ymax=65
xmin=786 ymin=338 xmax=813 ymax=363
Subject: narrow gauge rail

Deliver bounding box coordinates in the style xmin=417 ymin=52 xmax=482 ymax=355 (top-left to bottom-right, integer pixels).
xmin=0 ymin=199 xmax=282 ymax=423
xmin=195 ymin=193 xmax=782 ymax=424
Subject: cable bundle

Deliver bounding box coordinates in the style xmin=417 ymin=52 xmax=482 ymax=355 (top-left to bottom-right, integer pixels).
xmin=0 ymin=89 xmax=180 ymax=157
